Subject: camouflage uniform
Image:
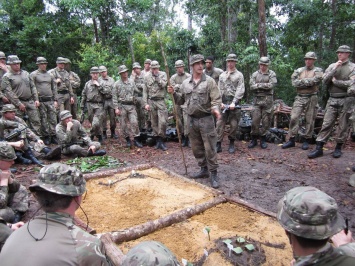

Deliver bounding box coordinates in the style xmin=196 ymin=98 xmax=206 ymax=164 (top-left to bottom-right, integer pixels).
xmin=122 ymin=241 xmax=180 ymax=266
xmin=30 ymin=57 xmax=58 ymax=141
xmin=0 ymin=51 xmax=9 ymax=111
xmin=0 ymin=163 xmax=112 ymax=265
xmin=204 ymin=66 xmax=223 ymax=84
xmin=1 ymin=55 xmax=42 ymax=137
xmin=131 ymin=62 xmax=147 ymax=130
xmin=67 ymin=62 xmax=81 ymax=120
xmin=277 ymin=186 xmax=355 ymax=265
xmin=0 ymin=217 xmax=12 ymax=251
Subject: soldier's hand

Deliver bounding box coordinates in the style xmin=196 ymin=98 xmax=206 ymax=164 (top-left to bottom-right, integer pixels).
xmin=70 ymin=97 xmax=74 ymax=104
xmin=11 ymin=221 xmax=24 ymax=230
xmin=12 ymin=140 xmax=24 ymax=149
xmin=0 ymin=63 xmax=7 ymax=71
xmin=229 ymin=102 xmax=235 ymax=110
xmin=331 ymin=230 xmax=354 ymax=247
xmin=212 ymin=109 xmax=221 ymax=120
xmin=0 ymin=171 xmax=11 ymax=186
xmin=67 ymin=121 xmax=74 ymax=130
xmin=93 ymin=80 xmax=100 ymax=86
xmin=56 ymin=78 xmax=62 ymax=84
xmin=335 ymin=60 xmax=343 ymax=68
xmin=220 ymin=103 xmax=225 ymax=109
xmin=115 ymin=108 xmax=121 ymax=116
xmin=35 ymin=101 xmax=40 ymax=107
xmin=145 ymin=104 xmax=150 ymax=111
xmin=332 ymin=77 xmax=337 ymax=83
xmin=2 ymin=96 xmax=9 ymax=103
xmin=54 ymin=101 xmax=58 ymax=108
xmin=88 ymin=145 xmax=96 ymax=153
xmin=167 ymin=85 xmax=174 ymax=94
xmin=19 ymin=103 xmax=26 ymax=112
xmin=37 ymin=139 xmax=44 ymax=146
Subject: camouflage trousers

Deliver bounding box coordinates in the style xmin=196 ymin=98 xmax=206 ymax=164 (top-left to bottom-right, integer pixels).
xmin=288 ymin=95 xmax=318 ymax=139
xmin=57 ymin=92 xmax=71 ymax=113
xmin=189 ymin=115 xmax=218 ymax=172
xmin=119 ymin=104 xmax=140 ymax=138
xmin=316 ymin=96 xmax=355 ymax=144
xmin=102 ymin=98 xmax=116 ymax=131
xmin=62 ymin=141 xmax=101 ymax=157
xmin=70 ymin=94 xmax=78 ymax=120
xmin=0 ymin=219 xmax=12 ymax=251
xmin=39 ymin=101 xmax=57 ymax=137
xmin=135 ymin=96 xmax=146 ymax=130
xmin=251 ymin=95 xmax=273 ymax=136
xmin=174 ymin=105 xmax=189 ymax=136
xmin=216 ymin=108 xmax=241 ymax=142
xmin=16 ymin=100 xmax=41 ymax=137
xmin=0 ymin=185 xmax=29 ymax=223
xmin=87 ymin=102 xmax=104 ymax=136
xmin=149 ymin=99 xmax=168 ymax=138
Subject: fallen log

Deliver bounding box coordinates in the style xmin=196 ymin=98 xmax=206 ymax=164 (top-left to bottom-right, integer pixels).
xmin=100 ymin=234 xmax=126 ymax=266
xmin=74 ymin=215 xmax=96 ymax=234
xmin=226 ymin=196 xmax=276 ymax=218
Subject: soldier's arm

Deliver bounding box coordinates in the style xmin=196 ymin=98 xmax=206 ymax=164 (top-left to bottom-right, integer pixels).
xmin=303 ymin=68 xmax=323 ymax=87
xmin=80 ymin=85 xmax=87 ymax=108
xmin=249 ymin=72 xmax=259 ymax=90
xmin=112 ymin=82 xmax=119 ymax=109
xmin=159 ymin=72 xmax=168 ymax=88
xmin=51 ymin=75 xmax=58 ymax=101
xmin=262 ymin=71 xmax=277 ymax=89
xmin=210 ymin=79 xmax=222 ymax=110
xmin=71 ymin=73 xmax=81 ymax=89
xmin=332 ymin=69 xmax=355 ymax=88
xmin=133 ymin=82 xmax=140 ymax=95
xmin=1 ymin=75 xmax=22 ymax=107
xmin=56 ymin=124 xmax=73 ymax=144
xmin=232 ymin=74 xmax=245 ymax=103
xmin=29 ymin=73 xmax=39 ymax=102
xmin=291 ymin=68 xmax=307 ymax=88
xmin=322 ymin=64 xmax=337 ymax=85
xmin=67 ymin=77 xmax=74 ymax=97
xmin=143 ymin=78 xmax=148 ymax=106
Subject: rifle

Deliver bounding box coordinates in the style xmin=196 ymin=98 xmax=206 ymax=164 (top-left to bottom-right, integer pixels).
xmin=222 ymin=104 xmax=242 ymax=113
xmin=5 ymin=125 xmax=28 ymax=141
xmin=80 ymin=104 xmax=87 ymax=124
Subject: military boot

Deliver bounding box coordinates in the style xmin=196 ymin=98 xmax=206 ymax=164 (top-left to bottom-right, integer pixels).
xmin=351 ymin=132 xmax=355 ymax=142
xmin=333 ymin=143 xmax=342 ymax=158
xmin=110 ymin=127 xmax=118 ymax=139
xmin=102 ymin=131 xmax=108 ymax=140
xmin=248 ymin=136 xmax=258 ymax=149
xmin=97 ymin=135 xmax=104 ymax=144
xmin=260 ymin=135 xmax=268 ymax=149
xmin=159 ymin=138 xmax=168 ymax=151
xmin=228 ymin=139 xmax=235 ymax=154
xmin=301 ymin=138 xmax=309 ymax=150
xmin=125 ymin=137 xmax=132 ymax=148
xmin=133 ymin=137 xmax=143 ymax=148
xmin=42 ymin=146 xmax=61 ymax=160
xmin=210 ymin=170 xmax=219 ymax=189
xmin=282 ymin=137 xmax=295 ymax=149
xmin=155 ymin=137 xmax=161 ymax=149
xmin=182 ymin=136 xmax=188 ymax=147
xmin=24 ymin=149 xmax=44 ymax=166
xmin=15 ymin=152 xmax=32 ymax=165
xmin=43 ymin=136 xmax=50 ymax=145
xmin=308 ymin=141 xmax=324 ymax=159
xmin=51 ymin=135 xmax=58 ymax=145
xmin=88 ymin=149 xmax=106 ymax=156
xmin=216 ymin=142 xmax=222 ymax=153
xmin=190 ymin=166 xmax=209 ymax=179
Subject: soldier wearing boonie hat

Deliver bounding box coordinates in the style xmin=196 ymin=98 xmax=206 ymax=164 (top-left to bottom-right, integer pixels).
xmin=0 ymin=163 xmax=113 ymax=265
xmin=131 ymin=62 xmax=147 ymax=131
xmin=277 ymin=186 xmax=355 ymax=265
xmin=143 ymin=59 xmax=152 ymax=77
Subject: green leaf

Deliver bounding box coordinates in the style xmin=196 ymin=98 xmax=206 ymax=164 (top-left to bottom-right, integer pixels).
xmin=236 ymin=237 xmax=245 ymax=243
xmin=204 ymin=227 xmax=211 ymax=233
xmin=233 ymin=247 xmax=243 ymax=254
xmin=223 ymin=239 xmax=232 ymax=245
xmin=245 ymin=244 xmax=255 ymax=251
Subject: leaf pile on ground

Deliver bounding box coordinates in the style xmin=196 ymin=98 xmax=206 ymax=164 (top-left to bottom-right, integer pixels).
xmin=65 ymin=155 xmax=126 ymax=173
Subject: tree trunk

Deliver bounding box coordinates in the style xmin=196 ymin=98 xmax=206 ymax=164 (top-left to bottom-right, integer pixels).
xmin=128 ymin=35 xmax=135 ymax=63
xmin=92 ymin=16 xmax=99 ymax=43
xmin=227 ymin=2 xmax=238 ymax=52
xmin=257 ymin=0 xmax=267 ymax=56
xmin=100 ymin=234 xmax=126 ymax=266
xmin=329 ymin=0 xmax=337 ymax=50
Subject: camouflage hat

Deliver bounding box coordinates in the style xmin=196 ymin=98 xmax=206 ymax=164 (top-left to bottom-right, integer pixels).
xmin=64 ymin=58 xmax=71 ymax=64
xmin=175 ymin=60 xmax=185 ymax=68
xmin=99 ymin=65 xmax=107 ymax=72
xmin=36 ymin=57 xmax=48 ymax=65
xmin=190 ymin=54 xmax=205 ymax=66
xmin=277 ymin=186 xmax=345 ymax=240
xmin=150 ymin=61 xmax=160 ymax=69
xmin=259 ymin=56 xmax=270 ymax=65
xmin=336 ymin=45 xmax=352 ymax=53
xmin=304 ymin=52 xmax=317 ymax=60
xmin=0 ymin=51 xmax=6 ymax=59
xmin=118 ymin=65 xmax=129 ymax=74
xmin=0 ymin=142 xmax=17 ymax=161
xmin=59 ymin=110 xmax=72 ymax=121
xmin=29 ymin=163 xmax=86 ymax=196
xmin=1 ymin=104 xmax=17 ymax=113
xmin=56 ymin=57 xmax=67 ymax=64
xmin=226 ymin=54 xmax=238 ymax=62
xmin=122 ymin=241 xmax=180 ymax=266
xmin=132 ymin=62 xmax=142 ymax=69
xmin=144 ymin=59 xmax=152 ymax=64
xmin=7 ymin=55 xmax=21 ymax=65
xmin=90 ymin=66 xmax=100 ymax=73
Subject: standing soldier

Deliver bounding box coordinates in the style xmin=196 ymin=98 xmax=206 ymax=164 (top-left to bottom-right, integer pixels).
xmin=131 ymin=62 xmax=147 ymax=131
xmin=64 ymin=58 xmax=80 ymax=120
xmin=204 ymin=56 xmax=223 ymax=84
xmin=0 ymin=52 xmax=10 ymax=111
xmin=282 ymin=52 xmax=323 ymax=150
xmin=168 ymin=54 xmax=222 ymax=188
xmin=30 ymin=57 xmax=58 ymax=145
xmin=113 ymin=65 xmax=143 ymax=148
xmin=216 ymin=54 xmax=245 ymax=153
xmin=170 ymin=60 xmax=192 ymax=147
xmin=143 ymin=59 xmax=151 ymax=77
xmin=143 ymin=60 xmax=168 ymax=151
xmin=81 ymin=67 xmax=105 ymax=143
xmin=1 ymin=55 xmax=42 ymax=137
xmin=308 ymin=45 xmax=355 ymax=159
xmin=49 ymin=57 xmax=74 ymax=113
xmin=248 ymin=57 xmax=277 ymax=149
xmin=99 ymin=66 xmax=118 ymax=139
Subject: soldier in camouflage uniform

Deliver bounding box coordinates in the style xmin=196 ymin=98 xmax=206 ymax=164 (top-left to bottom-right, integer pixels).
xmin=282 ymin=52 xmax=323 ymax=150
xmin=309 ymin=45 xmax=355 ymax=159
xmin=48 ymin=57 xmax=75 ymax=113
xmin=248 ymin=57 xmax=277 ymax=149
xmin=169 ymin=54 xmax=222 ymax=188
xmin=144 ymin=60 xmax=168 ymax=150
xmin=1 ymin=55 xmax=42 ymax=137
xmin=99 ymin=65 xmax=118 ymax=139
xmin=131 ymin=62 xmax=147 ymax=131
xmin=64 ymin=58 xmax=81 ymax=120
xmin=0 ymin=142 xmax=29 ymax=224
xmin=277 ymin=186 xmax=355 ymax=265
xmin=30 ymin=57 xmax=58 ymax=145
xmin=113 ymin=65 xmax=143 ymax=148
xmin=81 ymin=67 xmax=105 ymax=143
xmin=170 ymin=60 xmax=192 ymax=147
xmin=143 ymin=59 xmax=152 ymax=77
xmin=204 ymin=56 xmax=223 ymax=84
xmin=0 ymin=163 xmax=113 ymax=265
xmin=122 ymin=241 xmax=180 ymax=266
xmin=0 ymin=51 xmax=10 ymax=111
xmin=56 ymin=110 xmax=106 ymax=157
xmin=216 ymin=54 xmax=245 ymax=154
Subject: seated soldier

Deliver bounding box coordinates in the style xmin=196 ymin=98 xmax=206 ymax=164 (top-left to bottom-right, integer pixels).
xmin=56 ymin=110 xmax=106 ymax=157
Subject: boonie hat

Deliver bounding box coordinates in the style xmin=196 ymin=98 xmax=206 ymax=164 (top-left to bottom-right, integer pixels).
xmin=36 ymin=57 xmax=48 ymax=65
xmin=226 ymin=54 xmax=238 ymax=62
xmin=132 ymin=62 xmax=142 ymax=69
xmin=99 ymin=66 xmax=107 ymax=72
xmin=118 ymin=65 xmax=129 ymax=74
xmin=60 ymin=110 xmax=72 ymax=121
xmin=0 ymin=142 xmax=17 ymax=161
xmin=0 ymin=52 xmax=6 ymax=59
xmin=175 ymin=60 xmax=185 ymax=68
xmin=190 ymin=54 xmax=205 ymax=66
xmin=150 ymin=61 xmax=160 ymax=69
xmin=90 ymin=66 xmax=100 ymax=73
xmin=1 ymin=104 xmax=17 ymax=113
xmin=304 ymin=52 xmax=317 ymax=60
xmin=56 ymin=57 xmax=67 ymax=64
xmin=336 ymin=45 xmax=352 ymax=53
xmin=259 ymin=56 xmax=270 ymax=65
xmin=7 ymin=55 xmax=21 ymax=65
xmin=144 ymin=59 xmax=152 ymax=64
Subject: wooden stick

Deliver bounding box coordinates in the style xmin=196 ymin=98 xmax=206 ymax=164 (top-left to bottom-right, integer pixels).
xmin=100 ymin=233 xmax=126 ymax=266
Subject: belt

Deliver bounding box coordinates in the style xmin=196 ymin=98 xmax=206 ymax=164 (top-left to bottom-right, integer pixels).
xmin=149 ymin=97 xmax=164 ymax=101
xmin=39 ymin=96 xmax=53 ymax=102
xmin=330 ymin=93 xmax=347 ymax=98
xmin=19 ymin=98 xmax=31 ymax=102
xmin=190 ymin=113 xmax=212 ymax=119
xmin=297 ymin=93 xmax=317 ymax=97
xmin=121 ymin=101 xmax=134 ymax=105
xmin=58 ymin=90 xmax=69 ymax=94
xmin=87 ymin=101 xmax=103 ymax=104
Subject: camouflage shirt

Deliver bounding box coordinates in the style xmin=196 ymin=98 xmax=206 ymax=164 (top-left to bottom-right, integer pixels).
xmin=56 ymin=119 xmax=93 ymax=148
xmin=0 ymin=174 xmax=19 ymax=209
xmin=30 ymin=69 xmax=58 ymax=101
xmin=0 ymin=212 xmax=112 ymax=265
xmin=49 ymin=67 xmax=74 ymax=97
xmin=250 ymin=69 xmax=277 ymax=96
xmin=130 ymin=72 xmax=145 ymax=97
xmin=81 ymin=79 xmax=105 ymax=107
xmin=143 ymin=71 xmax=167 ymax=105
xmin=204 ymin=67 xmax=223 ymax=84
xmin=219 ymin=69 xmax=245 ymax=103
xmin=170 ymin=72 xmax=192 ymax=93
xmin=112 ymin=79 xmax=138 ymax=109
xmin=99 ymin=76 xmax=115 ymax=100
xmin=0 ymin=116 xmax=40 ymax=142
xmin=68 ymin=71 xmax=81 ymax=94
xmin=291 ymin=66 xmax=323 ymax=94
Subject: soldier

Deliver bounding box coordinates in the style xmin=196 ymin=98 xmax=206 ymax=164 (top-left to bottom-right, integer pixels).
xmin=0 ymin=51 xmax=10 ymax=110
xmin=1 ymin=55 xmax=42 ymax=137
xmin=308 ymin=45 xmax=355 ymax=159
xmin=170 ymin=60 xmax=192 ymax=147
xmin=204 ymin=56 xmax=223 ymax=84
xmin=216 ymin=54 xmax=245 ymax=153
xmin=0 ymin=142 xmax=29 ymax=224
xmin=99 ymin=65 xmax=118 ymax=139
xmin=282 ymin=52 xmax=323 ymax=150
xmin=30 ymin=57 xmax=58 ymax=145
xmin=0 ymin=163 xmax=113 ymax=265
xmin=143 ymin=59 xmax=151 ymax=77
xmin=64 ymin=58 xmax=81 ymax=120
xmin=113 ymin=65 xmax=143 ymax=148
xmin=277 ymin=186 xmax=355 ymax=265
xmin=143 ymin=60 xmax=168 ymax=151
xmin=168 ymin=54 xmax=222 ymax=188
xmin=248 ymin=56 xmax=277 ymax=149
xmin=56 ymin=110 xmax=106 ymax=157
xmin=48 ymin=57 xmax=75 ymax=113
xmin=131 ymin=62 xmax=147 ymax=131
xmin=81 ymin=67 xmax=105 ymax=143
